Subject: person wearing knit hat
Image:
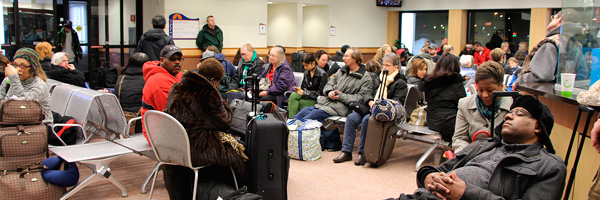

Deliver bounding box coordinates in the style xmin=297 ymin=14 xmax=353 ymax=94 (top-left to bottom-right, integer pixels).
xmin=0 ymin=48 xmax=53 ymax=124
xmin=396 ymin=94 xmax=566 ymax=200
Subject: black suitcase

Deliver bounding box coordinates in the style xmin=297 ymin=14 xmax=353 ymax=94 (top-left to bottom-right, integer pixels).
xmin=290 ymin=50 xmax=305 ymax=72
xmin=245 ymin=75 xmax=289 ymax=200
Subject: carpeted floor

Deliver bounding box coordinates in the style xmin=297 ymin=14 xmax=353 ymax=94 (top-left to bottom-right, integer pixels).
xmin=67 ymin=137 xmax=443 ymax=200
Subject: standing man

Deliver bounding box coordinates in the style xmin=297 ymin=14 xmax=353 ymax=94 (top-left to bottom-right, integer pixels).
xmin=196 ymin=15 xmax=223 ymax=52
xmin=140 ymin=45 xmax=184 ymax=143
xmin=137 ymin=15 xmax=174 ymax=61
xmin=56 ymin=20 xmax=82 ymax=65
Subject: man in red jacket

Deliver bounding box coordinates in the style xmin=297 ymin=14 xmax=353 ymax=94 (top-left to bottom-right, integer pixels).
xmin=141 ymin=45 xmax=184 ymax=143
xmin=473 ymin=42 xmax=491 ymax=66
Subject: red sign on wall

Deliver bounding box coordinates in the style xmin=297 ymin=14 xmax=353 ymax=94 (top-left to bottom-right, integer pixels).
xmin=130 ymin=15 xmax=135 ymax=22
xmin=485 ymin=22 xmax=492 ymax=26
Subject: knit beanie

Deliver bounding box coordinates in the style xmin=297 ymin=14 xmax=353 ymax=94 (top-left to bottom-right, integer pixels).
xmin=510 ymin=95 xmax=556 ymax=153
xmin=14 ymin=48 xmax=41 ymax=73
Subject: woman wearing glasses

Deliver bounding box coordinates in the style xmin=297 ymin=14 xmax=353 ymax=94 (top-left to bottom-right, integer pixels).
xmin=257 ymin=46 xmax=296 ymax=107
xmin=0 ymin=48 xmax=53 ymax=124
xmin=452 ymin=61 xmax=512 ymax=153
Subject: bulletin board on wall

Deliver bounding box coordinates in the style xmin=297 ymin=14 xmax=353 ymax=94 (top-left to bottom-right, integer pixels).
xmin=169 ymin=13 xmax=200 ymax=40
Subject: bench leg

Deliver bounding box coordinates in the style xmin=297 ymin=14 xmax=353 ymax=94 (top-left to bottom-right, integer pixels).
xmin=415 ymin=143 xmax=438 ymax=172
xmin=60 ymin=156 xmax=128 ymax=200
xmin=141 ymin=162 xmax=161 ymax=194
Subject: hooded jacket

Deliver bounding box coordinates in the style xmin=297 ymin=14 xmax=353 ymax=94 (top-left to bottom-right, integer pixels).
xmin=115 ymin=64 xmax=145 ymax=113
xmin=136 ymin=28 xmax=174 ymax=61
xmin=213 ymin=52 xmax=236 ymax=80
xmin=417 ymin=138 xmax=566 ymax=200
xmin=45 ymin=64 xmax=86 ymax=87
xmin=418 ymin=73 xmax=466 ymax=141
xmin=56 ymin=28 xmax=82 ymax=60
xmin=141 ymin=61 xmax=183 ymax=142
xmin=196 ymin=24 xmax=223 ymax=52
xmin=300 ymin=66 xmax=328 ymax=100
xmin=314 ymin=65 xmax=374 ymax=117
xmin=259 ymin=62 xmax=296 ymax=107
xmin=229 ymin=51 xmax=265 ymax=90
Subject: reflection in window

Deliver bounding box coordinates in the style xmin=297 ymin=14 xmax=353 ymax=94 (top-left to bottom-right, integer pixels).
xmin=468 ymin=10 xmax=530 ymax=53
xmin=18 ymin=0 xmax=54 ymax=45
xmin=401 ymin=12 xmax=448 ymax=55
xmin=69 ymin=1 xmax=87 ymax=44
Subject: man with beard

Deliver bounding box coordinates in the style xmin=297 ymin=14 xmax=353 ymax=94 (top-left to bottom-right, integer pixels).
xmin=140 ymin=45 xmax=184 ymax=143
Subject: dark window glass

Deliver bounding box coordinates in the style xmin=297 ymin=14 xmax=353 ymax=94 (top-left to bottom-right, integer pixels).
xmin=468 ymin=10 xmax=530 ymax=53
xmin=400 ymin=11 xmax=448 ymax=55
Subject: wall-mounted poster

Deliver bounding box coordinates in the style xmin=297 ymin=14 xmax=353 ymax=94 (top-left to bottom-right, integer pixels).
xmin=259 ymin=23 xmax=266 ymax=35
xmin=169 ymin=13 xmax=199 ymax=40
xmin=330 ymin=26 xmax=336 ymax=36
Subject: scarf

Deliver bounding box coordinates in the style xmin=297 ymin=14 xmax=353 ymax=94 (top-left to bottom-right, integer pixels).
xmin=476 ymin=95 xmax=502 ymax=120
xmin=375 ymin=70 xmax=398 ymax=100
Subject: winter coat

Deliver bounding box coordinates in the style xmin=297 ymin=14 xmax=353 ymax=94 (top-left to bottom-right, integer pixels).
xmin=115 ymin=64 xmax=145 ymax=113
xmin=407 ymin=76 xmax=421 ymax=84
xmin=474 ymin=47 xmax=491 ymax=66
xmin=40 ymin=58 xmax=51 ymax=72
xmin=230 ymin=53 xmax=265 ymax=90
xmin=136 ymin=28 xmax=174 ymax=61
xmin=163 ymin=72 xmax=245 ymax=199
xmin=300 ymin=66 xmax=328 ymax=100
xmin=452 ymin=95 xmax=512 ymax=153
xmin=331 ymin=51 xmax=344 ymax=62
xmin=56 ymin=28 xmax=82 ymax=60
xmin=366 ymin=71 xmax=408 ymax=105
xmin=418 ymin=73 xmax=466 ymax=141
xmin=196 ymin=24 xmax=223 ymax=52
xmin=314 ymin=65 xmax=374 ymax=117
xmin=141 ymin=61 xmax=183 ymax=142
xmin=259 ymin=62 xmax=296 ymax=107
xmin=0 ymin=75 xmax=52 ymax=124
xmin=417 ymin=138 xmax=566 ymax=200
xmin=214 ymin=52 xmax=236 ymax=80
xmin=45 ymin=64 xmax=86 ymax=87
xmin=459 ymin=49 xmax=475 ymax=57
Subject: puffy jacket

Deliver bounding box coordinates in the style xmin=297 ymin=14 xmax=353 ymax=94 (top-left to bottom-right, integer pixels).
xmin=259 ymin=62 xmax=296 ymax=107
xmin=141 ymin=61 xmax=182 ymax=142
xmin=300 ymin=66 xmax=328 ymax=100
xmin=314 ymin=65 xmax=374 ymax=116
xmin=417 ymin=138 xmax=566 ymax=200
xmin=229 ymin=51 xmax=265 ymax=90
xmin=136 ymin=28 xmax=174 ymax=61
xmin=474 ymin=47 xmax=491 ymax=66
xmin=45 ymin=64 xmax=86 ymax=87
xmin=56 ymin=28 xmax=82 ymax=60
xmin=418 ymin=73 xmax=466 ymax=141
xmin=213 ymin=52 xmax=236 ymax=80
xmin=196 ymin=24 xmax=223 ymax=52
xmin=115 ymin=64 xmax=145 ymax=113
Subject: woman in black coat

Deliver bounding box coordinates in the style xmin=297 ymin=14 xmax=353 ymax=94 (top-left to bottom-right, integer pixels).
xmin=288 ymin=53 xmax=328 ymax=117
xmin=115 ymin=52 xmax=148 ymax=113
xmin=47 ymin=52 xmax=86 ymax=87
xmin=418 ymin=53 xmax=466 ymax=142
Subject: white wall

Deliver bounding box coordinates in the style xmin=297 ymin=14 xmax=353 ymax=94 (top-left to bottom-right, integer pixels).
xmin=142 ymin=0 xmax=166 ymax=38
xmin=326 ymin=0 xmax=388 ymax=47
xmin=391 ymin=0 xmax=561 ymax=11
xmin=267 ymin=3 xmax=298 ymax=47
xmin=302 ymin=5 xmax=329 ymax=47
xmin=163 ymin=0 xmax=268 ymax=49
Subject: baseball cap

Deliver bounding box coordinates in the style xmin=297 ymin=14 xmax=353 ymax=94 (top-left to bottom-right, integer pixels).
xmin=160 ymin=45 xmax=183 ymax=58
xmin=64 ymin=20 xmax=73 ymax=28
xmin=200 ymin=51 xmax=215 ymax=62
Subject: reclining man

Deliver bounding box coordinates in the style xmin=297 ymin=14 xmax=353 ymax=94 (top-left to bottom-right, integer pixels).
xmin=395 ymin=95 xmax=566 ymax=200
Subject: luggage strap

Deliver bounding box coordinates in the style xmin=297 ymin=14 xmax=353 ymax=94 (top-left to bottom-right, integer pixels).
xmin=141 ymin=101 xmax=156 ymax=110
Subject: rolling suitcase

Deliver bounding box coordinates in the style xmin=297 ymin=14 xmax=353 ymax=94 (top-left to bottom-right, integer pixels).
xmin=364 ymin=70 xmax=398 ymax=166
xmin=245 ymin=75 xmax=289 ymax=200
xmin=364 ymin=118 xmax=398 ymax=166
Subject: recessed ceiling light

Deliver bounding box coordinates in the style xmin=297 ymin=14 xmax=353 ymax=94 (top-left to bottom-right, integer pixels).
xmin=267 ymin=2 xmax=273 ymax=4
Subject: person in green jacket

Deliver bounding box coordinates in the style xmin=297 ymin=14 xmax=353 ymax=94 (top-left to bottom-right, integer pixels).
xmin=56 ymin=20 xmax=82 ymax=64
xmin=196 ymin=15 xmax=223 ymax=52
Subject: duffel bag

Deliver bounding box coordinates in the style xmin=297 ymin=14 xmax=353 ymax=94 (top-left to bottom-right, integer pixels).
xmin=0 ymin=164 xmax=66 ymax=200
xmin=0 ymin=100 xmax=44 ymax=126
xmin=0 ymin=124 xmax=48 ymax=170
xmin=286 ymin=118 xmax=321 ymax=161
xmin=371 ymin=98 xmax=406 ymax=122
xmin=230 ymin=99 xmax=262 ymax=135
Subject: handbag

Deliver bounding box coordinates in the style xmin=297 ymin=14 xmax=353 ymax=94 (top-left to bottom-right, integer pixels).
xmin=258 ymin=78 xmax=271 ymax=91
xmin=370 ymin=70 xmax=407 ymax=122
xmin=408 ymin=104 xmax=427 ymax=126
xmin=0 ymin=100 xmax=44 ymax=125
xmin=286 ymin=118 xmax=322 ymax=161
xmin=348 ymin=101 xmax=370 ymax=116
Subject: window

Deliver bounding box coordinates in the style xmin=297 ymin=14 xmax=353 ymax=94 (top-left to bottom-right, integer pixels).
xmin=468 ymin=10 xmax=530 ymax=53
xmin=400 ymin=11 xmax=448 ymax=55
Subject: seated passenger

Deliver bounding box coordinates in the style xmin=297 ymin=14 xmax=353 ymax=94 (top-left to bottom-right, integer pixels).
xmin=405 ymin=51 xmax=434 ymax=77
xmin=293 ymin=47 xmax=374 ymax=151
xmin=206 ymin=45 xmax=236 ymax=80
xmin=506 ymin=57 xmax=521 ymax=91
xmin=258 ymin=46 xmax=296 ymax=107
xmin=407 ymin=57 xmax=428 ymax=84
xmin=418 ymin=53 xmax=466 ymax=142
xmin=115 ymin=52 xmax=149 ymax=114
xmin=334 ymin=53 xmax=407 ymax=165
xmin=162 ymin=58 xmax=246 ymax=199
xmin=315 ymin=50 xmax=330 ymax=73
xmin=452 ymin=61 xmax=512 ymax=153
xmin=35 ymin=42 xmax=53 ymax=72
xmin=229 ymin=43 xmax=265 ymax=91
xmin=490 ymin=48 xmax=511 ymax=75
xmin=373 ymin=44 xmax=396 ymax=65
xmin=0 ymin=48 xmax=52 ymax=124
xmin=45 ymin=52 xmax=86 ymax=87
xmin=288 ymin=53 xmax=328 ymax=118
xmin=141 ymin=45 xmax=183 ymax=143
xmin=396 ymin=95 xmax=566 ymax=200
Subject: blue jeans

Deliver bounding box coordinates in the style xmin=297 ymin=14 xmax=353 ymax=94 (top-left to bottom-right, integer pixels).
xmin=292 ymin=106 xmax=341 ymax=150
xmin=342 ymin=113 xmax=370 ymax=154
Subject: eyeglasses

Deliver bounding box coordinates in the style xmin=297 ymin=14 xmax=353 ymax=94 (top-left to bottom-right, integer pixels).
xmin=382 ymin=63 xmax=394 ymax=68
xmin=507 ymin=108 xmax=533 ymax=118
xmin=168 ymin=57 xmax=184 ymax=62
xmin=268 ymin=54 xmax=278 ymax=58
xmin=12 ymin=63 xmax=31 ymax=69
